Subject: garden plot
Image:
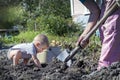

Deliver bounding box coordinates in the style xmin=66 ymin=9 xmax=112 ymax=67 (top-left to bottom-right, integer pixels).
xmin=0 ymin=49 xmax=120 ymax=80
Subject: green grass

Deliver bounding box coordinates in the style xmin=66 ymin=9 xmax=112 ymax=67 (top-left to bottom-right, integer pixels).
xmin=1 ymin=31 xmax=101 ymax=51
xmin=1 ymin=31 xmax=77 ymax=44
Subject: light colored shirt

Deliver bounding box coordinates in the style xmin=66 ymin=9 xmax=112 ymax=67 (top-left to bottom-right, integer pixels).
xmin=10 ymin=43 xmax=37 ymax=58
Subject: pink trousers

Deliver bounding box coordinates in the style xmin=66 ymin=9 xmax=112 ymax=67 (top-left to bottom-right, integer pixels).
xmin=98 ymin=0 xmax=120 ymax=70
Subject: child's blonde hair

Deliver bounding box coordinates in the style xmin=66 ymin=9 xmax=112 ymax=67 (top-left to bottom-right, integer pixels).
xmin=33 ymin=34 xmax=49 ymax=47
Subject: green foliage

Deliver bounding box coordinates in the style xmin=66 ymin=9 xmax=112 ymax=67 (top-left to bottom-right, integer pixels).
xmin=36 ymin=15 xmax=66 ymax=35
xmin=20 ymin=0 xmax=70 ymax=18
xmin=2 ymin=31 xmax=78 ymax=46
xmin=21 ymin=0 xmax=39 ymax=13
xmin=31 ymin=14 xmax=82 ymax=36
xmin=0 ymin=6 xmax=24 ymax=29
xmin=13 ymin=31 xmax=40 ymax=43
xmin=1 ymin=31 xmax=40 ymax=44
xmin=88 ymin=34 xmax=101 ymax=52
xmin=38 ymin=0 xmax=71 ymax=18
xmin=0 ymin=0 xmax=71 ymax=29
xmin=0 ymin=0 xmax=21 ymax=7
xmin=20 ymin=0 xmax=71 ymax=31
xmin=26 ymin=18 xmax=36 ymax=30
xmin=2 ymin=31 xmax=101 ymax=54
xmin=0 ymin=0 xmax=85 ymax=47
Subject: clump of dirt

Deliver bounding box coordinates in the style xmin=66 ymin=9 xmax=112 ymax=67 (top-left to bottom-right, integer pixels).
xmin=82 ymin=61 xmax=120 ymax=80
xmin=1 ymin=48 xmax=120 ymax=80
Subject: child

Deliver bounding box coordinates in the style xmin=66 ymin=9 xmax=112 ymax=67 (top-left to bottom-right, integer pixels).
xmin=7 ymin=34 xmax=49 ymax=68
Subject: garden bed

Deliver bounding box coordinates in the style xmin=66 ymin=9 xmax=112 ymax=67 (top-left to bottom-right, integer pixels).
xmin=0 ymin=47 xmax=120 ymax=80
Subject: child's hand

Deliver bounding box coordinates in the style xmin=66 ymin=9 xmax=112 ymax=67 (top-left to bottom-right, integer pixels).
xmin=38 ymin=64 xmax=42 ymax=68
xmin=32 ymin=55 xmax=41 ymax=68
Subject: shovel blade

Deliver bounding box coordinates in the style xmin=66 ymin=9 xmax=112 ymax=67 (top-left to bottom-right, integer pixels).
xmin=57 ymin=49 xmax=72 ymax=66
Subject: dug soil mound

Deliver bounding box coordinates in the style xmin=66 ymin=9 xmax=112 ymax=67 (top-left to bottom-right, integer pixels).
xmin=0 ymin=49 xmax=120 ymax=80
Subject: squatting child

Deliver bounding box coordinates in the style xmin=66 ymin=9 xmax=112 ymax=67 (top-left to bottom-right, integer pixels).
xmin=7 ymin=34 xmax=49 ymax=68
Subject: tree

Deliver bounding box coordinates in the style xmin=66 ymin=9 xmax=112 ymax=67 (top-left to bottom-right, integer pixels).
xmin=38 ymin=0 xmax=71 ymax=18
xmin=22 ymin=0 xmax=71 ymax=29
xmin=0 ymin=0 xmax=71 ymax=31
xmin=0 ymin=0 xmax=22 ymax=29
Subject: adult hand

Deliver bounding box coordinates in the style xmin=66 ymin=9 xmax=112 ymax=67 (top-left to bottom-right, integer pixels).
xmin=76 ymin=34 xmax=89 ymax=48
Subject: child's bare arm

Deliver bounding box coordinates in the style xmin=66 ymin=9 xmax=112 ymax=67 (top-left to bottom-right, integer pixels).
xmin=31 ymin=55 xmax=41 ymax=68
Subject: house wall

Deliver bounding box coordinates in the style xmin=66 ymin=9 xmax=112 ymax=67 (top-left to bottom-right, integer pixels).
xmin=70 ymin=0 xmax=90 ymax=25
xmin=70 ymin=0 xmax=102 ymax=24
xmin=70 ymin=0 xmax=102 ymax=36
xmin=70 ymin=0 xmax=90 ymax=16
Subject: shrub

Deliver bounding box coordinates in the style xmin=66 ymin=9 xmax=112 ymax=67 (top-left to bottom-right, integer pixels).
xmin=34 ymin=14 xmax=82 ymax=36
xmin=0 ymin=6 xmax=24 ymax=29
xmin=2 ymin=31 xmax=40 ymax=44
xmin=13 ymin=31 xmax=40 ymax=43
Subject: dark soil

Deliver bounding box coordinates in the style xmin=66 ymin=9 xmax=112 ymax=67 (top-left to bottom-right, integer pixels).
xmin=0 ymin=48 xmax=120 ymax=80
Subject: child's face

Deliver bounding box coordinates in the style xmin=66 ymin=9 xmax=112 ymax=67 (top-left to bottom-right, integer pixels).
xmin=37 ymin=45 xmax=48 ymax=53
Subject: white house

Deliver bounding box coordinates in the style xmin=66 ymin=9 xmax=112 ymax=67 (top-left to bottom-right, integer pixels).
xmin=70 ymin=0 xmax=102 ymax=26
xmin=70 ymin=0 xmax=102 ymax=36
xmin=70 ymin=0 xmax=90 ymax=26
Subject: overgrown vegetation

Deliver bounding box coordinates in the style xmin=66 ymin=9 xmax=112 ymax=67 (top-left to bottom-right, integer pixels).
xmin=0 ymin=0 xmax=101 ymax=51
xmin=0 ymin=0 xmax=80 ymax=35
xmin=0 ymin=6 xmax=23 ymax=29
xmin=21 ymin=0 xmax=75 ymax=36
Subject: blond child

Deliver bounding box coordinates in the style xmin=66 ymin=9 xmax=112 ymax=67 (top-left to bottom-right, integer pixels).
xmin=7 ymin=34 xmax=49 ymax=68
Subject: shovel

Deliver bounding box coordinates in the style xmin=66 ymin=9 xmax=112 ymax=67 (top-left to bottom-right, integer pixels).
xmin=57 ymin=2 xmax=119 ymax=66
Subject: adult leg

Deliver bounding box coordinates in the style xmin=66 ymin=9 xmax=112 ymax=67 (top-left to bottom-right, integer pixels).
xmin=98 ymin=9 xmax=120 ymax=70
